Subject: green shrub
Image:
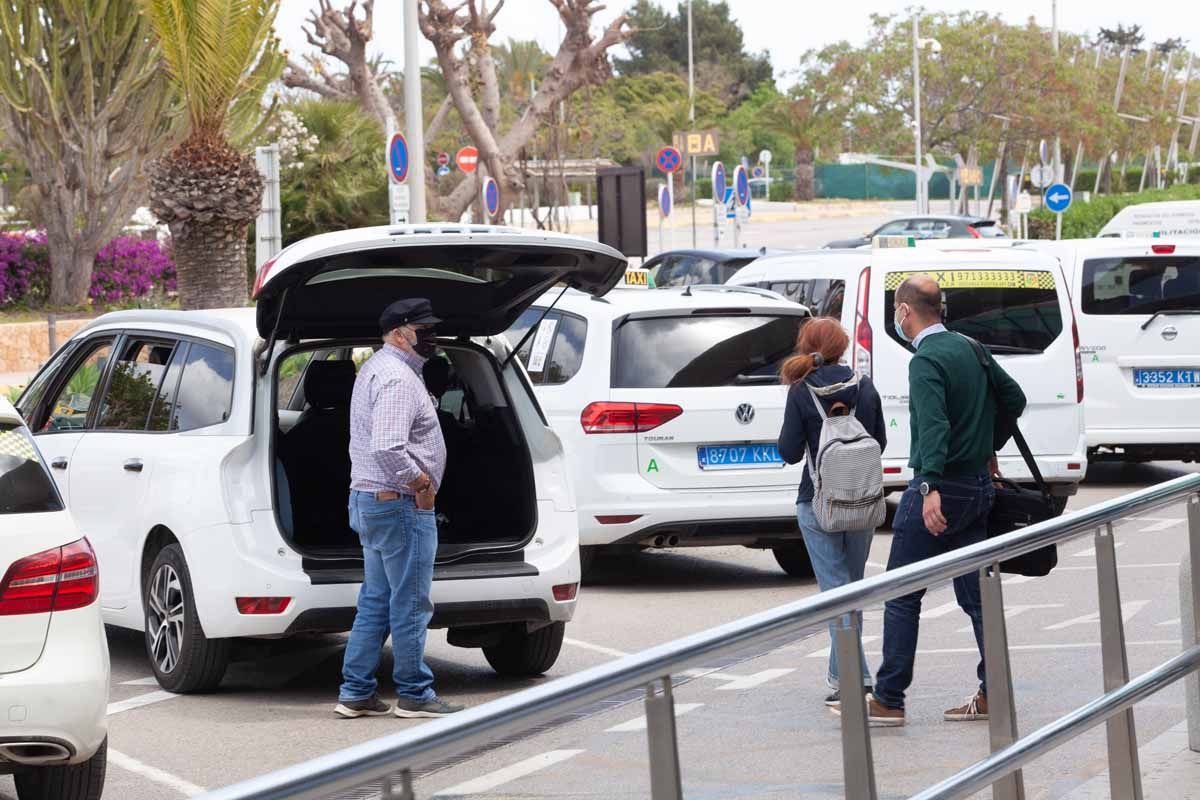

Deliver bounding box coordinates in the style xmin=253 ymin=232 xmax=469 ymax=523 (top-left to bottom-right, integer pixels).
xmin=769 ymin=181 xmax=793 ymax=202
xmin=1028 ymin=183 xmax=1200 ymax=238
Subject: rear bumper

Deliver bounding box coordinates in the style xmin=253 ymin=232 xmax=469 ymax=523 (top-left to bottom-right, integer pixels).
xmin=0 ymin=605 xmax=108 ymax=766
xmin=1088 ymin=427 xmax=1200 ymax=447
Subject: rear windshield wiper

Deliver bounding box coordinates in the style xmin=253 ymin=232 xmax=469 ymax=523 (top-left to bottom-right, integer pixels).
xmin=980 ymin=344 xmax=1042 ymax=355
xmin=733 ymin=373 xmax=780 ymax=385
xmin=1140 ymin=309 xmax=1200 ymax=330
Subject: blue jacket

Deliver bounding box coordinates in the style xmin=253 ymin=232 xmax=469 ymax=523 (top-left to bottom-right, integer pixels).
xmin=778 ymin=364 xmax=887 ymax=503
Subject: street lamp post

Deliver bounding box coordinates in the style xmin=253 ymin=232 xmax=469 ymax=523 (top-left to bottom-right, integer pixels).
xmin=912 ymin=15 xmax=924 ymax=214
xmin=403 ymin=0 xmax=426 ymax=222
xmin=687 ymin=0 xmax=696 ymax=247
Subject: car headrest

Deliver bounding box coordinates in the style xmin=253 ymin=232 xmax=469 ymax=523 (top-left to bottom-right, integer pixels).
xmin=304 ymin=360 xmax=357 ymax=410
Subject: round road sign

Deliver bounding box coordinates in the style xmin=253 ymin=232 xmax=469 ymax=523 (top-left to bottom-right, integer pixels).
xmin=456 ymin=146 xmax=479 ymax=173
xmin=712 ymin=161 xmax=726 ymax=202
xmin=759 ymin=149 xmax=772 ymax=165
xmin=388 ymin=133 xmax=409 ymax=184
xmin=1045 ymin=182 xmax=1073 ymax=214
xmin=752 ymin=166 xmax=764 ymax=178
xmin=655 ymin=145 xmax=682 ymax=174
xmin=482 ymin=176 xmax=500 ymax=219
xmin=658 ymin=184 xmax=671 ymax=218
xmin=734 ymin=164 xmax=750 ymax=207
xmin=436 ymin=151 xmax=450 ymax=166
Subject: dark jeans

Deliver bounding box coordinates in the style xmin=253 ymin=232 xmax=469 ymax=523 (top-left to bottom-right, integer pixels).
xmin=873 ymin=473 xmax=995 ymax=710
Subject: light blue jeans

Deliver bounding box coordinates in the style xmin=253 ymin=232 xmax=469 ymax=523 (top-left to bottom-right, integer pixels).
xmin=796 ymin=501 xmax=874 ymax=689
xmin=339 ymin=491 xmax=437 ymax=703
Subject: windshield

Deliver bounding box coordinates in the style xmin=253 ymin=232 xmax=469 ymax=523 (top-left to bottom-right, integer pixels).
xmin=652 ymin=256 xmax=756 ymax=287
xmin=1081 ymin=256 xmax=1200 ymax=315
xmin=612 ymin=314 xmax=801 ymax=388
xmin=0 ymin=423 xmax=64 ymax=514
xmin=884 ymin=269 xmax=1064 ymax=353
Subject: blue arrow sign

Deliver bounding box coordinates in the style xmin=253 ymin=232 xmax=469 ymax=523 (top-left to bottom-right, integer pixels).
xmin=388 ymin=133 xmax=409 ymax=183
xmin=712 ymin=162 xmax=726 ymax=202
xmin=724 ymin=187 xmax=735 ymax=219
xmin=1045 ymin=182 xmax=1073 ymax=214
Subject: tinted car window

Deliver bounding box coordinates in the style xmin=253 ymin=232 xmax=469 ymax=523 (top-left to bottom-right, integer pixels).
xmin=15 ymin=341 xmax=76 ymax=427
xmin=0 ymin=423 xmax=64 ymax=513
xmin=884 ymin=270 xmax=1063 ymax=353
xmin=876 ymin=221 xmax=909 ymax=236
xmin=147 ymin=344 xmax=189 ymax=432
xmin=613 ymin=315 xmax=802 ymax=388
xmin=97 ymin=339 xmax=178 ymax=431
xmin=1081 ymin=257 xmax=1200 ymax=315
xmin=758 ymin=279 xmax=846 ymax=318
xmin=172 ymin=342 xmax=235 ymax=431
xmin=653 ymin=255 xmax=719 ymax=287
xmin=40 ymin=339 xmax=114 ymax=433
xmin=503 ymin=309 xmax=587 ymax=385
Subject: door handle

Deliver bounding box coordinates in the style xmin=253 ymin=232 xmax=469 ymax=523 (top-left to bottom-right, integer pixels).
xmin=123 ymin=459 xmax=144 ymax=473
xmin=51 ymin=457 xmax=68 ymax=470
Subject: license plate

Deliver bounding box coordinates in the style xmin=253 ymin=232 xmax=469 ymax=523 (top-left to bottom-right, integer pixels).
xmin=1133 ymin=368 xmax=1200 ymax=388
xmin=697 ymin=444 xmax=785 ymax=470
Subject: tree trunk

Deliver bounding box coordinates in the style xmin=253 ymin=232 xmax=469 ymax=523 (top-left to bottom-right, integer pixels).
xmin=794 ymin=143 xmax=815 ymax=201
xmin=171 ymin=220 xmax=251 ymax=310
xmin=43 ymin=227 xmax=98 ymax=307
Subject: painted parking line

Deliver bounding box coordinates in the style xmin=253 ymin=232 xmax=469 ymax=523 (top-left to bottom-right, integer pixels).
xmin=955 ymin=604 xmax=1063 ymax=633
xmin=713 ymin=668 xmax=795 ymax=691
xmin=109 ymin=748 xmax=205 ymax=797
xmin=863 ymin=639 xmax=1181 ymax=656
xmin=562 ymin=637 xmax=629 ymax=659
xmin=1043 ymin=599 xmax=1149 ymax=631
xmin=605 ymin=703 xmax=704 ymax=733
xmin=1157 ymin=618 xmax=1181 ymax=627
xmin=1073 ymin=541 xmax=1127 ymax=558
xmin=107 ymin=690 xmax=178 ymax=716
xmin=1052 ymin=563 xmax=1181 ymax=571
xmin=807 ymin=635 xmax=880 ymax=659
xmin=433 ymin=750 xmax=585 ymax=796
xmin=921 ymin=601 xmax=962 ymax=619
xmin=563 ymin=638 xmax=790 ymax=689
xmin=120 ymin=676 xmax=161 ymax=686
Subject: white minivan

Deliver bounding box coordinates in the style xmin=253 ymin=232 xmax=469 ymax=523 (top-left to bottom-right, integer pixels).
xmin=1018 ymin=238 xmax=1200 ymax=462
xmin=729 ymin=245 xmax=1088 ymax=503
xmin=16 ymin=226 xmax=625 ymax=693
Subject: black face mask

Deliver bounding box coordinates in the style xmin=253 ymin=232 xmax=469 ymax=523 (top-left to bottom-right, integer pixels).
xmin=413 ymin=327 xmax=439 ymax=358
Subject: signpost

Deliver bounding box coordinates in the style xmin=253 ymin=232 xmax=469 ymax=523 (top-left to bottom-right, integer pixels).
xmin=711 ymin=161 xmax=726 ymax=247
xmin=759 ymin=149 xmax=772 ymax=185
xmin=732 ymin=164 xmax=749 ymax=248
xmin=1045 ymin=182 xmax=1073 ymax=240
xmin=1016 ymin=190 xmax=1033 ymax=239
xmin=672 ymin=131 xmax=719 ymax=249
xmin=655 ymin=145 xmax=683 ymax=174
xmin=482 ymin=176 xmax=500 ymax=221
xmin=388 ymin=133 xmax=409 ymax=184
xmin=752 ymin=166 xmax=764 ymax=179
xmin=386 ymin=133 xmax=410 ymax=225
xmin=436 ymin=152 xmax=450 ymax=167
xmin=389 ymin=184 xmax=410 ymax=226
xmin=1030 ymin=164 xmax=1054 ymax=188
xmin=455 ymin=146 xmax=479 ymax=173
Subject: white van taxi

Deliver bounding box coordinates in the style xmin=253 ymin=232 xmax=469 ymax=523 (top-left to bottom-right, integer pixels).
xmin=1097 ymin=200 xmax=1200 ymax=239
xmin=728 ymin=244 xmax=1088 ymax=505
xmin=503 ymin=272 xmax=817 ymax=576
xmin=1017 ymin=237 xmax=1200 ymax=462
xmin=16 ymin=226 xmax=626 ymax=692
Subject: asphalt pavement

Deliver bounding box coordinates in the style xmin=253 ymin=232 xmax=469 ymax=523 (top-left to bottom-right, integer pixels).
xmin=3 ymin=460 xmax=1195 ymax=800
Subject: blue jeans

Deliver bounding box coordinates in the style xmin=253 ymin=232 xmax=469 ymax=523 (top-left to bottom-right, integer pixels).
xmin=873 ymin=474 xmax=995 ymax=710
xmin=797 ymin=502 xmax=874 ymax=688
xmin=339 ymin=491 xmax=437 ymax=703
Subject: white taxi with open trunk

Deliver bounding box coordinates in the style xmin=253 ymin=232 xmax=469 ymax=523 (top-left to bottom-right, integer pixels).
xmin=0 ymin=398 xmax=108 ymax=800
xmin=504 ymin=277 xmax=817 ymax=576
xmin=15 ymin=226 xmax=625 ymax=693
xmin=728 ymin=242 xmax=1088 ymax=505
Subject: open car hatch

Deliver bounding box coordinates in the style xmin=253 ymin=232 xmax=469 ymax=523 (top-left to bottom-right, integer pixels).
xmin=254 ymin=225 xmax=627 ymax=340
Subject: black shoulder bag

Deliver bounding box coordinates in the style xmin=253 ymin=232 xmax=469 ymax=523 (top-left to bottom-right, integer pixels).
xmin=962 ymin=336 xmax=1060 ymax=577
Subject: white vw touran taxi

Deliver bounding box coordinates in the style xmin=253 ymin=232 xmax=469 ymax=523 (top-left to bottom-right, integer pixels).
xmin=505 ymin=280 xmax=816 ymax=576
xmin=0 ymin=399 xmax=108 ymax=800
xmin=729 ymin=244 xmax=1088 ymax=506
xmin=15 ymin=226 xmax=625 ymax=693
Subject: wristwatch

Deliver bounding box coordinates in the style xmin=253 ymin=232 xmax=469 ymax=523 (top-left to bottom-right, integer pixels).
xmin=919 ymin=481 xmax=935 ymax=496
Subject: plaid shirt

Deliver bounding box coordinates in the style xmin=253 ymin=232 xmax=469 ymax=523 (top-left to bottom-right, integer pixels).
xmin=349 ymin=343 xmax=446 ymax=495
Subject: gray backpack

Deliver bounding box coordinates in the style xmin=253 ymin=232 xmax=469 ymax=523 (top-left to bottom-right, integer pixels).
xmin=805 ymin=375 xmax=886 ymax=532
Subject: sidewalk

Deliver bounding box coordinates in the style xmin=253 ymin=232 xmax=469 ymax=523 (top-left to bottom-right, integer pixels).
xmin=1061 ymin=721 xmax=1200 ymax=799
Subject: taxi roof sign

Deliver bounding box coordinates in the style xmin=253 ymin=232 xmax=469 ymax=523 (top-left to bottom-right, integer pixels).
xmin=873 ymin=235 xmax=916 ymax=249
xmin=618 ymin=268 xmax=653 ymax=288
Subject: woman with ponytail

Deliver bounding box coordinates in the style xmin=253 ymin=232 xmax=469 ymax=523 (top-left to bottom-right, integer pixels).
xmin=778 ymin=317 xmax=887 ymax=708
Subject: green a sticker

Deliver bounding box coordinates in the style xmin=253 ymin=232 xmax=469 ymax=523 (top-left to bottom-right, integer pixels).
xmin=647 ymin=459 xmax=659 ymax=473
xmin=1092 ymin=353 xmax=1100 ymax=362
xmin=889 ymin=418 xmax=898 ymax=428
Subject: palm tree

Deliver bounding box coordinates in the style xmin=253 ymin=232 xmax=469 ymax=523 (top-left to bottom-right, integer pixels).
xmin=140 ymin=0 xmax=284 ymax=309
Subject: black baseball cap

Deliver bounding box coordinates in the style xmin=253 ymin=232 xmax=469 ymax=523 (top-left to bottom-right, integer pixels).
xmin=379 ymin=298 xmax=441 ymax=333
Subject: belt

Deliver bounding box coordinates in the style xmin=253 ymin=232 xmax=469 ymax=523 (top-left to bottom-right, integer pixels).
xmin=375 ymin=491 xmax=401 ymax=501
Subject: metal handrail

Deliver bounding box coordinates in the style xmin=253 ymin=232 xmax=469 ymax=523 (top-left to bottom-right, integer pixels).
xmin=200 ymin=473 xmax=1200 ymax=800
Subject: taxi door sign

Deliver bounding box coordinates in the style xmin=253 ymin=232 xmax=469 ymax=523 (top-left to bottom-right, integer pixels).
xmin=621 ymin=268 xmax=653 ymax=288
xmin=882 ymin=270 xmax=1057 ymax=291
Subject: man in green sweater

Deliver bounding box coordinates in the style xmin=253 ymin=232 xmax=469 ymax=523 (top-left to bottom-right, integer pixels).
xmin=868 ymin=274 xmax=1026 ymax=727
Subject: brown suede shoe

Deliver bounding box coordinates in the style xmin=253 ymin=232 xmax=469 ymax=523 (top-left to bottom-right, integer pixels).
xmin=865 ymin=693 xmax=905 ymax=727
xmin=943 ymin=690 xmax=989 ymax=721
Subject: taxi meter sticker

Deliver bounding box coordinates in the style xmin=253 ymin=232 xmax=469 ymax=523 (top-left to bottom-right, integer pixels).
xmin=527 ymin=318 xmax=558 ymax=373
xmin=883 ymin=270 xmax=1056 ymax=291
xmin=0 ymin=429 xmax=38 ymax=463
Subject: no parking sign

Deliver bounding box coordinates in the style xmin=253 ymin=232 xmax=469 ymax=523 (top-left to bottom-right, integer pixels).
xmin=482 ymin=176 xmax=500 ymax=220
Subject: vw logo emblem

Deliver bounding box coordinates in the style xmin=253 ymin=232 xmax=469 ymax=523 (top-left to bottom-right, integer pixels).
xmin=1162 ymin=326 xmax=1179 ymax=342
xmin=735 ymin=403 xmax=755 ymax=425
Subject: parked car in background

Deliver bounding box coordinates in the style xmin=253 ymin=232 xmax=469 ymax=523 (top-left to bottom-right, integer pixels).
xmin=504 ymin=281 xmax=817 ymax=577
xmin=728 ymin=244 xmax=1087 ymax=508
xmin=644 ymin=247 xmax=782 ymax=287
xmin=825 ymin=215 xmax=1007 ymax=249
xmin=15 ymin=226 xmax=626 ymax=693
xmin=0 ymin=398 xmax=108 ymax=800
xmin=1097 ymin=200 xmax=1200 ymax=239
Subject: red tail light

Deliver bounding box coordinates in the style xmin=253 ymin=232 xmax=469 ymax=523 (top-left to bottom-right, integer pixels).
xmin=1071 ymin=315 xmax=1084 ymax=403
xmin=580 ymin=402 xmax=682 ymax=434
xmin=1151 ymin=244 xmax=1175 ymax=254
xmin=967 ymin=225 xmax=982 ymax=239
xmin=552 ymin=583 xmax=578 ymax=602
xmin=852 ymin=267 xmax=873 ymax=377
xmin=0 ymin=538 xmax=98 ymax=616
xmin=236 ymin=597 xmax=292 ymax=614
xmin=251 ymin=255 xmax=279 ymax=299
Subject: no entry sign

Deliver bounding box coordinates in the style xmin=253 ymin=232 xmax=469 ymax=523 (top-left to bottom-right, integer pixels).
xmin=456 ymin=146 xmax=479 ymax=173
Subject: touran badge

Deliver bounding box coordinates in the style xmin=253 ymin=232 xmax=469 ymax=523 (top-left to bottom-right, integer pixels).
xmin=735 ymin=403 xmax=755 ymax=424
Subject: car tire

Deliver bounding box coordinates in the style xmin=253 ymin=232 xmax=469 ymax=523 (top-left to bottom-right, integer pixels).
xmin=772 ymin=541 xmax=815 ymax=578
xmin=482 ymin=621 xmax=565 ymax=677
xmin=144 ymin=544 xmax=230 ymax=693
xmin=14 ymin=737 xmax=106 ymax=800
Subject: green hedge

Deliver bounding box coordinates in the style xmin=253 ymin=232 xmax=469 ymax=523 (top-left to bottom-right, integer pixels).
xmin=1027 ymin=183 xmax=1200 ymax=239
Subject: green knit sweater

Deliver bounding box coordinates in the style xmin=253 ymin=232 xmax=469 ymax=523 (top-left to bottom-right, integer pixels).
xmin=908 ymin=331 xmax=1027 ymax=483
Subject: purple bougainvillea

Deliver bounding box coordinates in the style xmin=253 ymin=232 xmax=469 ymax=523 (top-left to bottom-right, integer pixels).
xmin=0 ymin=231 xmax=175 ymax=308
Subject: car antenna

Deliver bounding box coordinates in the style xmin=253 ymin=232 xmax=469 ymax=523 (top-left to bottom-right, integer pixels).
xmin=682 ymin=284 xmax=692 ymax=296
xmin=502 ymin=284 xmax=570 ymax=370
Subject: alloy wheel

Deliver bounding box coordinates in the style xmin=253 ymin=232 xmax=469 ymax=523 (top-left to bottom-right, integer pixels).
xmin=147 ymin=563 xmax=185 ymax=674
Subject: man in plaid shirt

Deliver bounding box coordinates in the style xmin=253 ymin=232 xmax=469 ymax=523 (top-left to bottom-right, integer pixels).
xmin=335 ymin=298 xmax=464 ymax=719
